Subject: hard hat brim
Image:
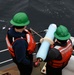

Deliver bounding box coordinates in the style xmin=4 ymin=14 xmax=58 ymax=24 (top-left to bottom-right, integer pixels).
xmin=10 ymin=19 xmax=30 ymax=26
xmin=54 ymin=32 xmax=71 ymax=40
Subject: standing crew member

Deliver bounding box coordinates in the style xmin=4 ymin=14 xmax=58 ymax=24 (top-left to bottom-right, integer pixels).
xmin=6 ymin=12 xmax=36 ymax=75
xmin=44 ymin=25 xmax=74 ymax=75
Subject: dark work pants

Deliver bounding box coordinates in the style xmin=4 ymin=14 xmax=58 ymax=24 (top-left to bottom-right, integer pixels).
xmin=12 ymin=57 xmax=33 ymax=75
xmin=17 ymin=63 xmax=33 ymax=75
xmin=46 ymin=63 xmax=62 ymax=75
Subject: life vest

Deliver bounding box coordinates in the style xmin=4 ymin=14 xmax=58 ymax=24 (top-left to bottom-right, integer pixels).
xmin=6 ymin=29 xmax=36 ymax=57
xmin=48 ymin=40 xmax=73 ymax=68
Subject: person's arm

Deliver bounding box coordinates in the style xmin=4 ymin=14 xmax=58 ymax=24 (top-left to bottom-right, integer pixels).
xmin=70 ymin=37 xmax=74 ymax=55
xmin=44 ymin=48 xmax=62 ymax=62
xmin=13 ymin=39 xmax=31 ymax=65
xmin=70 ymin=37 xmax=74 ymax=48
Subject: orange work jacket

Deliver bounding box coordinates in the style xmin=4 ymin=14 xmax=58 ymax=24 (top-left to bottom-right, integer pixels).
xmin=6 ymin=29 xmax=36 ymax=57
xmin=48 ymin=40 xmax=73 ymax=68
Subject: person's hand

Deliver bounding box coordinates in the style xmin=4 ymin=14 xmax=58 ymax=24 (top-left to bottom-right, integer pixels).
xmin=40 ymin=38 xmax=44 ymax=43
xmin=33 ymin=60 xmax=40 ymax=67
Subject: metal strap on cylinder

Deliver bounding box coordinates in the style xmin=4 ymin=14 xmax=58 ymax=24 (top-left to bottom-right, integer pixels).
xmin=40 ymin=37 xmax=54 ymax=45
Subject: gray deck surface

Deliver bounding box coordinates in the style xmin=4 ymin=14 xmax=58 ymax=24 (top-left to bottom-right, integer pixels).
xmin=0 ymin=62 xmax=45 ymax=75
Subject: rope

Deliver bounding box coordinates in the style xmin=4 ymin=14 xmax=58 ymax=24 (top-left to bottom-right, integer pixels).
xmin=30 ymin=28 xmax=43 ymax=38
xmin=40 ymin=37 xmax=54 ymax=45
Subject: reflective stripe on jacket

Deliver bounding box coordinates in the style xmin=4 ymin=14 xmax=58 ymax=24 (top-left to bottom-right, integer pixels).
xmin=48 ymin=40 xmax=73 ymax=68
xmin=6 ymin=29 xmax=36 ymax=57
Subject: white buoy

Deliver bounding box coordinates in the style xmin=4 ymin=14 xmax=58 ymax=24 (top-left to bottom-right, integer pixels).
xmin=36 ymin=23 xmax=57 ymax=61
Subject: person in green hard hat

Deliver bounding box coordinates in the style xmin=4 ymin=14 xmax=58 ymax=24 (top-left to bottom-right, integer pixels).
xmin=5 ymin=12 xmax=36 ymax=75
xmin=44 ymin=25 xmax=74 ymax=75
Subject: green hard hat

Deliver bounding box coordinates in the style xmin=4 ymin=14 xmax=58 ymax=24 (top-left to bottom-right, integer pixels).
xmin=54 ymin=25 xmax=71 ymax=40
xmin=10 ymin=12 xmax=30 ymax=26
